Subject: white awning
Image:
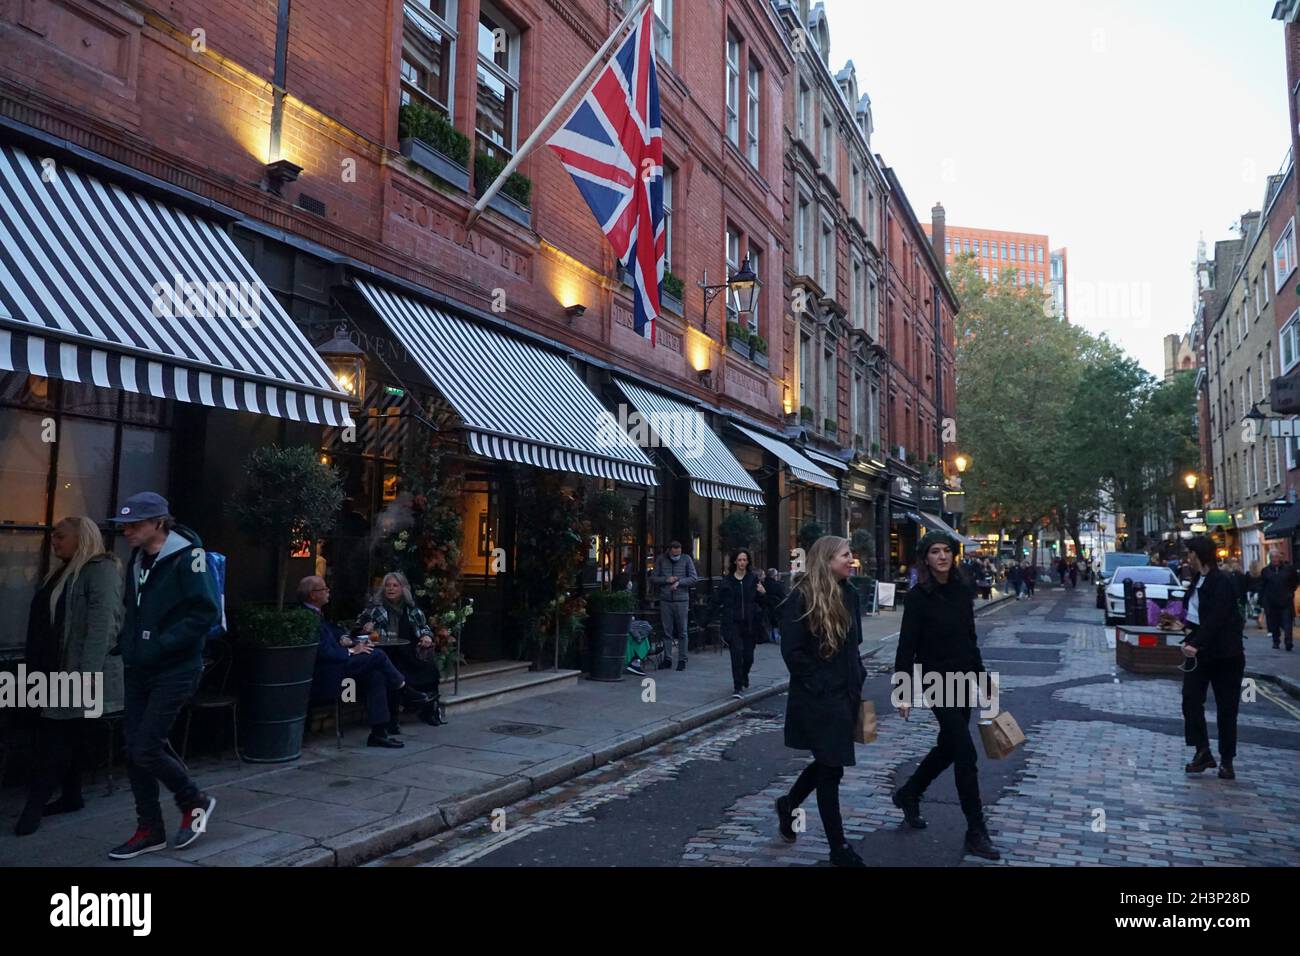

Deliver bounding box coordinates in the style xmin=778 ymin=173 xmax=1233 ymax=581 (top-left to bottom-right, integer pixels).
xmin=615 ymin=379 xmax=765 ymax=506
xmin=731 ymin=424 xmax=837 ymax=490
xmin=353 ymin=280 xmax=656 ymax=485
xmin=916 ymin=510 xmax=979 ymax=548
xmin=805 ymin=448 xmax=850 ymax=472
xmin=0 ymin=143 xmax=353 ymax=425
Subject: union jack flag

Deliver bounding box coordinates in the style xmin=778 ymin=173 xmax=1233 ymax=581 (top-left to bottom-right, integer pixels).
xmin=548 ymin=5 xmax=663 ymax=343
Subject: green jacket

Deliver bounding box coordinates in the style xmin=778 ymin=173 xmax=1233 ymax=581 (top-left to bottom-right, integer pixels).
xmin=119 ymin=525 xmax=220 ymax=676
xmin=45 ymin=555 xmax=125 ymax=720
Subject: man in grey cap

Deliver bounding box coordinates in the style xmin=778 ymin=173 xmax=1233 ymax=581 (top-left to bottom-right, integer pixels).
xmin=106 ymin=492 xmax=220 ymax=860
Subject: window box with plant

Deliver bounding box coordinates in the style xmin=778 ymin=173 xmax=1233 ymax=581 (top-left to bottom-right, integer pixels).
xmin=398 ymin=102 xmax=472 ymax=192
xmin=474 ymin=148 xmax=533 ymax=228
xmin=800 ymin=405 xmax=815 ymax=425
xmin=726 ymin=320 xmax=752 ymax=359
xmin=749 ymin=330 xmax=769 ymax=369
xmin=661 ymin=271 xmax=685 ymax=316
xmin=823 ymin=418 xmax=837 ymax=435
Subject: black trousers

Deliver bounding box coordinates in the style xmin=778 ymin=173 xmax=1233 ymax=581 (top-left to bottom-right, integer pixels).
xmin=343 ymin=650 xmax=406 ymax=727
xmin=727 ymin=623 xmax=756 ymax=692
xmin=787 ymin=760 xmax=845 ymax=848
xmin=22 ymin=718 xmax=85 ymax=814
xmin=1263 ymin=600 xmax=1294 ymax=648
xmin=124 ymin=666 xmax=202 ymax=828
xmin=902 ymin=705 xmax=984 ymax=829
xmin=1182 ymin=655 xmax=1245 ymax=761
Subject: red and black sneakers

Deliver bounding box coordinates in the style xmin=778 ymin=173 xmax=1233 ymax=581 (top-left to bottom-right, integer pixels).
xmin=107 ymin=825 xmax=167 ymax=860
xmin=173 ymin=793 xmax=217 ymax=850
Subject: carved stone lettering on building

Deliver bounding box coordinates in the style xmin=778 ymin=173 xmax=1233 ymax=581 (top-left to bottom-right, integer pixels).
xmin=393 ymin=187 xmax=530 ymax=280
xmin=658 ymin=328 xmax=681 ymax=353
xmin=614 ymin=304 xmax=634 ymax=329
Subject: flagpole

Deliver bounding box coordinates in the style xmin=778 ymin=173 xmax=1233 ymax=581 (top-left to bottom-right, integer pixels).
xmin=465 ymin=0 xmax=653 ymax=232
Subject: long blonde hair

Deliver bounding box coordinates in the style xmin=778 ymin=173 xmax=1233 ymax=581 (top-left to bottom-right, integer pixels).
xmin=375 ymin=571 xmax=416 ymax=608
xmin=46 ymin=516 xmax=111 ymax=616
xmin=793 ymin=535 xmax=851 ymax=660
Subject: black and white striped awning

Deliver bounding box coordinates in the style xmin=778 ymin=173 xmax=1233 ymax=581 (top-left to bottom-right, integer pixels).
xmin=614 ymin=379 xmax=765 ymax=507
xmin=731 ymin=424 xmax=837 ymax=490
xmin=354 ymin=280 xmax=657 ymax=485
xmin=0 ymin=144 xmax=353 ymax=425
xmin=805 ymin=447 xmax=849 ymax=472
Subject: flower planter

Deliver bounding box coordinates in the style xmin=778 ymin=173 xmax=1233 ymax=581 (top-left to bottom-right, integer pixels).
xmin=661 ymin=289 xmax=684 ymax=316
xmin=751 ymin=349 xmax=769 ymax=369
xmin=237 ymin=642 xmax=321 ymax=763
xmin=728 ymin=337 xmax=752 ymax=360
xmin=399 ymin=138 xmax=471 ymax=192
xmin=487 ymin=190 xmax=532 ymax=229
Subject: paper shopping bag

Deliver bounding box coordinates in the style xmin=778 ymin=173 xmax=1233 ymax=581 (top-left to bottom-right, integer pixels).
xmin=853 ymin=700 xmax=877 ymax=744
xmin=978 ymin=711 xmax=1025 ymax=759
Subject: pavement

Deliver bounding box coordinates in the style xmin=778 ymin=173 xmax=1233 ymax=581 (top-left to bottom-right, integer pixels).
xmin=0 ymin=587 xmax=1013 ymax=867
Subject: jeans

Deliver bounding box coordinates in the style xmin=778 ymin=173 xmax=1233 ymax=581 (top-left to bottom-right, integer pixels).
xmin=1182 ymin=655 xmax=1246 ymax=761
xmin=727 ymin=623 xmax=756 ymax=692
xmin=123 ymin=666 xmax=202 ymax=828
xmin=1263 ymin=600 xmax=1294 ymax=648
xmin=660 ymin=601 xmax=689 ymax=662
xmin=900 ymin=705 xmax=984 ymax=830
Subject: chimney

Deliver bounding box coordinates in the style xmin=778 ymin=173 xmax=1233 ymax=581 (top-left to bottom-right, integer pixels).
xmin=930 ymin=202 xmax=946 ymax=260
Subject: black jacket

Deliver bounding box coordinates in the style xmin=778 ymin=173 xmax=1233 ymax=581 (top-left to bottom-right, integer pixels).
xmin=781 ymin=581 xmax=865 ymax=767
xmin=1259 ymin=563 xmax=1298 ymax=605
xmin=1185 ymin=567 xmax=1245 ymax=662
xmin=711 ymin=571 xmax=765 ymax=641
xmin=763 ymin=576 xmax=787 ymax=625
xmin=895 ymin=574 xmax=985 ymax=677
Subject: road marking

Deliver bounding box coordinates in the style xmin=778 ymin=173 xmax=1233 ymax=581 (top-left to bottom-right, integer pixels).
xmin=1256 ymin=682 xmax=1300 ymax=722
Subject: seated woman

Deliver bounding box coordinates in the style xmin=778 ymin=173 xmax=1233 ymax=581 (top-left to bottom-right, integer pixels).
xmin=356 ymin=572 xmax=445 ymax=726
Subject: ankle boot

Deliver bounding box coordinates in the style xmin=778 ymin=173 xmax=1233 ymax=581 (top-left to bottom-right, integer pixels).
xmin=891 ymin=788 xmax=927 ymax=829
xmin=964 ymin=825 xmax=1001 ymax=860
xmin=1185 ymin=748 xmax=1217 ymax=773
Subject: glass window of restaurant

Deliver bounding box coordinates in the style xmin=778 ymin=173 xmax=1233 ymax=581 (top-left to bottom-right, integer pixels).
xmin=0 ymin=374 xmax=172 ymax=651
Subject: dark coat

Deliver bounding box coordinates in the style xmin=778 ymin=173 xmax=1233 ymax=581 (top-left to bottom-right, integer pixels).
xmin=711 ymin=571 xmax=765 ymax=642
xmin=1185 ymin=568 xmax=1245 ymax=662
xmin=1259 ymin=563 xmax=1298 ymax=606
xmin=763 ymin=576 xmax=788 ymax=626
xmin=307 ymin=605 xmax=353 ymax=703
xmin=895 ymin=574 xmax=985 ymax=676
xmin=781 ymin=581 xmax=865 ymax=767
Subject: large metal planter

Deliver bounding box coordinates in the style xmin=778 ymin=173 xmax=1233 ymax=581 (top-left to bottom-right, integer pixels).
xmin=237 ymin=642 xmax=320 ymax=763
xmin=486 ymin=190 xmax=533 ymax=229
xmin=587 ymin=611 xmax=633 ymax=682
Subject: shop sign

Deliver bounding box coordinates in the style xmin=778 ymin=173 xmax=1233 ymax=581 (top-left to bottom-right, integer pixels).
xmin=890 ymin=475 xmax=918 ymax=506
xmin=1205 ymin=509 xmax=1231 ymax=527
xmin=943 ymin=491 xmax=965 ymax=513
xmin=1258 ymin=501 xmax=1291 ymax=523
xmin=920 ymin=485 xmax=942 ymax=512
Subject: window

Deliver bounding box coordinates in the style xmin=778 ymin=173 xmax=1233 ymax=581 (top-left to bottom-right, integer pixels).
xmin=1281 ymin=310 xmax=1300 ymax=373
xmin=1001 ymin=241 xmax=1008 ymax=259
xmin=982 ymin=268 xmax=989 ymax=281
xmin=797 ymin=80 xmax=811 ymax=141
xmin=663 ymin=166 xmax=674 ymax=271
xmin=868 ymin=276 xmax=878 ymax=338
xmin=867 ymin=190 xmax=876 ymax=244
xmin=1037 ymin=247 xmax=1044 ymax=263
xmin=1263 ymin=264 xmax=1271 ymax=304
xmin=1274 ymin=217 xmax=1296 ymax=292
xmin=821 ymin=113 xmax=834 ymax=175
xmin=993 ymin=242 xmax=999 ymax=260
xmin=795 ymin=192 xmax=812 ymax=275
xmin=869 ymin=383 xmax=880 ymax=448
xmin=822 ymin=347 xmax=835 ymax=423
xmin=401 ymin=1 xmax=457 ymax=116
xmin=476 ymin=3 xmax=519 ymax=159
xmin=1019 ymin=243 xmax=1027 ymax=260
xmin=799 ymin=332 xmax=812 ymax=408
xmin=820 ymin=217 xmax=835 ymax=299
xmin=851 ymin=255 xmax=864 ymax=329
xmin=653 ymin=0 xmax=672 ymax=63
xmin=746 ymin=60 xmax=761 ymax=166
xmin=745 ymin=246 xmax=762 ymax=333
xmin=963 ymin=238 xmax=970 ymax=253
xmin=944 ymin=237 xmax=951 ymax=255
xmin=725 ymin=31 xmax=741 ymax=145
xmin=726 ymin=226 xmax=741 ymax=326
xmin=992 ymin=267 xmax=999 ymax=280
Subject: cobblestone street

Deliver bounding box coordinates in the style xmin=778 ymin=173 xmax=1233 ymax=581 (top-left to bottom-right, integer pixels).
xmin=374 ymin=586 xmax=1300 ymax=868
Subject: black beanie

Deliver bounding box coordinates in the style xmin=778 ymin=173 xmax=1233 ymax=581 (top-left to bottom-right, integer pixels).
xmin=1186 ymin=537 xmax=1216 ymax=566
xmin=918 ymin=531 xmax=959 ymax=559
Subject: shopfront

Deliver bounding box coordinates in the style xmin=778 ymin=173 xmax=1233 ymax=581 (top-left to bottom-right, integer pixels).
xmin=887 ymin=473 xmax=921 ymax=582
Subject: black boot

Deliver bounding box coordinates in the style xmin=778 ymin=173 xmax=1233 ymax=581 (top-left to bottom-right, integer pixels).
xmin=1218 ymin=759 xmax=1235 ymax=780
xmin=775 ymin=795 xmax=797 ymax=843
xmin=43 ymin=794 xmax=85 ymax=817
xmin=14 ymin=802 xmax=43 ymax=836
xmin=419 ymin=702 xmax=444 ymax=726
xmin=1185 ymin=748 xmax=1217 ymax=773
xmin=829 ymin=842 xmax=866 ymax=867
xmin=892 ymin=788 xmax=927 ymax=829
xmin=964 ymin=825 xmax=1001 ymax=861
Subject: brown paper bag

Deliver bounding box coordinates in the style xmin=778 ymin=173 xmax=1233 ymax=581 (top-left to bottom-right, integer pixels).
xmin=853 ymin=700 xmax=877 ymax=744
xmin=978 ymin=710 xmax=1025 ymax=759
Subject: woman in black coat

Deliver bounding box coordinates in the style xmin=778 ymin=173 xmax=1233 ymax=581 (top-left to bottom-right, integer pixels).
xmin=892 ymin=531 xmax=1000 ymax=860
xmin=774 ymin=535 xmax=867 ymax=867
xmin=711 ymin=549 xmax=766 ymax=697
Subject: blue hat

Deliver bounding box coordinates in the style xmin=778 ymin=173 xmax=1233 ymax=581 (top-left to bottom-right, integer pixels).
xmin=110 ymin=492 xmax=171 ymax=523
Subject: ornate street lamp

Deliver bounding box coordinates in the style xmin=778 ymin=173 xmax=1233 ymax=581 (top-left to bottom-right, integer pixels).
xmin=315 ymin=325 xmax=366 ymax=403
xmin=698 ymin=255 xmax=761 ymax=333
xmin=1184 ymin=473 xmax=1198 ymax=491
xmin=955 ymin=454 xmax=970 ymax=474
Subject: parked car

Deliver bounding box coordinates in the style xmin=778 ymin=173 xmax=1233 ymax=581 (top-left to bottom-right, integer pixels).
xmin=1102 ymin=566 xmax=1184 ymax=625
xmin=1095 ymin=552 xmax=1151 ymax=609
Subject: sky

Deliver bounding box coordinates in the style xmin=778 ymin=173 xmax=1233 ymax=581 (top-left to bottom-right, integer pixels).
xmin=821 ymin=0 xmax=1291 ymax=376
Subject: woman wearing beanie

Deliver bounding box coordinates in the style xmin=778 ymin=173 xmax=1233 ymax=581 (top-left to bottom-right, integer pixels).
xmin=891 ymin=531 xmax=1000 ymax=860
xmin=1181 ymin=537 xmax=1246 ymax=779
xmin=774 ymin=535 xmax=868 ymax=867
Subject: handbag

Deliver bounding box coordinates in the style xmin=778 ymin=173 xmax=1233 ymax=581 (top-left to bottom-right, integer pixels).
xmin=853 ymin=700 xmax=877 ymax=744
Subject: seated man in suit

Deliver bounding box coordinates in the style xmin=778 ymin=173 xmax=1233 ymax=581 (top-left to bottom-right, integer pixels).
xmin=298 ymin=576 xmax=429 ymax=749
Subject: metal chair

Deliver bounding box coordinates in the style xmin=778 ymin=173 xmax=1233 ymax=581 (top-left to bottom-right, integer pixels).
xmin=179 ymin=638 xmax=241 ymax=764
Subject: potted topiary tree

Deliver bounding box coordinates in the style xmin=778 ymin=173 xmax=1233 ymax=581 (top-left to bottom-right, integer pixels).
xmin=797 ymin=520 xmax=825 ymax=553
xmin=850 ymin=526 xmax=876 ymax=608
xmin=583 ymin=489 xmax=636 ymax=681
xmin=719 ymin=509 xmax=762 ymax=557
xmin=230 ymin=445 xmax=344 ymax=762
